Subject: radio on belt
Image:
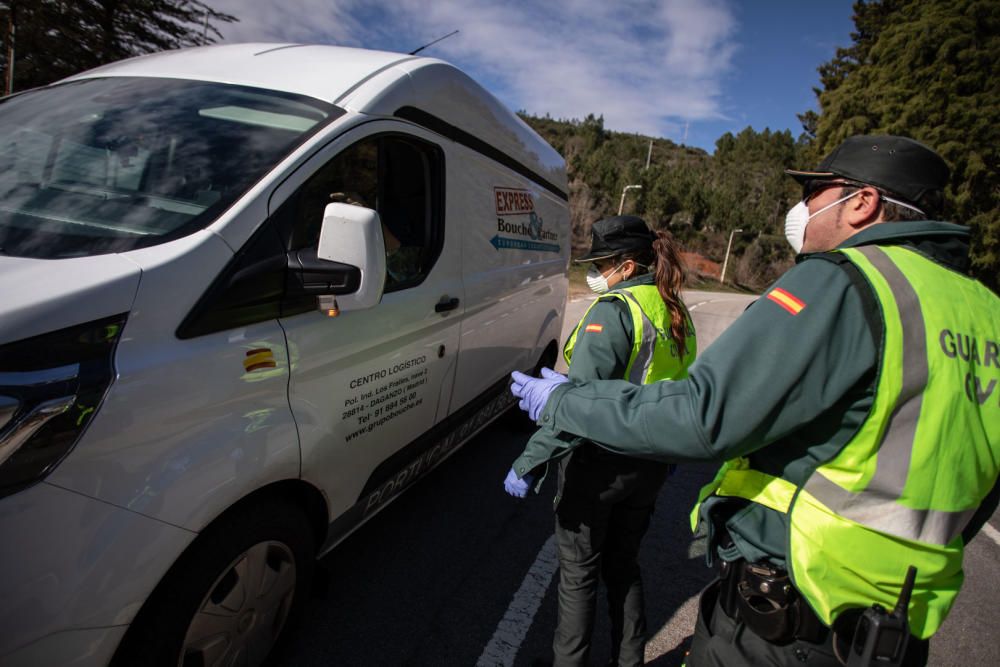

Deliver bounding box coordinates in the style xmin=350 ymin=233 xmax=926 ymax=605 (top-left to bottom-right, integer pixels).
xmin=845 ymin=565 xmax=917 ymax=667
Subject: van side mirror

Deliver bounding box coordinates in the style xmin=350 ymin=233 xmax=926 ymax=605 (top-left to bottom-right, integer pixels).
xmin=315 ymin=202 xmax=386 ymax=311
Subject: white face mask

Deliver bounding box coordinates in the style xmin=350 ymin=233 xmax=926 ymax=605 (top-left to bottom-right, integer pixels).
xmin=586 ymin=262 xmax=625 ymax=294
xmin=784 ymin=189 xmax=862 ymax=253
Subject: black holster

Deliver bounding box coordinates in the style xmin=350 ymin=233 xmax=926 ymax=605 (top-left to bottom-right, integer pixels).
xmin=720 ymin=559 xmax=826 ymax=645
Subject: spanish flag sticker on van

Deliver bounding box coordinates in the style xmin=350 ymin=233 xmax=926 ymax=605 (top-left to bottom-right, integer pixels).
xmin=243 ymin=348 xmax=277 ymax=372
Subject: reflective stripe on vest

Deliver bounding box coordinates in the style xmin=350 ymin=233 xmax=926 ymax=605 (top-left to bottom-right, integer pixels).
xmin=563 ymin=284 xmax=696 ymax=385
xmin=688 ymin=457 xmax=798 ymax=532
xmin=803 ymin=246 xmax=965 ymax=544
xmin=691 ymin=244 xmax=1000 ymax=639
xmin=619 ymin=289 xmax=664 ymax=384
xmin=802 ymin=246 xmax=998 ymax=544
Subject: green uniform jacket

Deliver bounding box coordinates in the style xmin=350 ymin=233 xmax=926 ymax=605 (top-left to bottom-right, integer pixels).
xmin=528 ymin=221 xmax=1000 ymax=564
xmin=512 ymin=273 xmax=657 ymax=481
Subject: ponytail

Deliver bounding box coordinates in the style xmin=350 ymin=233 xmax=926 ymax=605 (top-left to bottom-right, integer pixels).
xmin=651 ymin=231 xmax=689 ymax=358
xmin=620 ymin=231 xmax=690 ymax=358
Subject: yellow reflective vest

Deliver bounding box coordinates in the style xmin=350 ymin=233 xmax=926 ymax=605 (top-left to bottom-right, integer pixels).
xmin=692 ymin=244 xmax=1000 ymax=639
xmin=564 ymin=283 xmax=696 ymax=384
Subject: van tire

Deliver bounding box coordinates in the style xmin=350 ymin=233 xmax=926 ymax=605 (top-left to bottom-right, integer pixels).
xmin=111 ymin=499 xmax=315 ymax=667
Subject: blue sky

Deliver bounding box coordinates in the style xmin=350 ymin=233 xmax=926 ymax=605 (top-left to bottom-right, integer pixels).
xmin=208 ymin=0 xmax=856 ymax=153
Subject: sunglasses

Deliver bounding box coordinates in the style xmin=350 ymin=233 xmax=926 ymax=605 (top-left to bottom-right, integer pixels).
xmin=802 ymin=179 xmax=865 ymax=202
xmin=593 ymin=258 xmax=621 ymax=272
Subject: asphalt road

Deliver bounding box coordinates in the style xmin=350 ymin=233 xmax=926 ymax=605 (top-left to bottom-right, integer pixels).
xmin=277 ymin=290 xmax=1000 ymax=666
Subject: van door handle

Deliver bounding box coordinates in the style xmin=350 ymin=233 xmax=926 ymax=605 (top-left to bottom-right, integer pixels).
xmin=435 ymin=297 xmax=460 ymax=313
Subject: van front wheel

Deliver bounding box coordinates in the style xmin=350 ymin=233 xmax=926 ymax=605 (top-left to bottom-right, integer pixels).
xmin=112 ymin=500 xmax=315 ymax=667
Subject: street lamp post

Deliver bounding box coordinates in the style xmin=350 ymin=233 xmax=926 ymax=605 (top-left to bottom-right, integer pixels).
xmin=618 ymin=184 xmax=642 ymax=215
xmin=720 ymin=228 xmax=744 ymax=284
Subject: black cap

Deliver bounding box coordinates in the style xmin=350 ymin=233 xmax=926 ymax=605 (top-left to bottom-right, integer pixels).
xmin=786 ymin=135 xmax=949 ymax=211
xmin=574 ymin=215 xmax=655 ymax=263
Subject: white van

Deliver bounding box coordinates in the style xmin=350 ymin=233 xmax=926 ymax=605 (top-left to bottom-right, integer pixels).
xmin=0 ymin=44 xmax=568 ymax=666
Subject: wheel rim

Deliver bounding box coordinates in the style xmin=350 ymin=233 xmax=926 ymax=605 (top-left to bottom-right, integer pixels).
xmin=180 ymin=540 xmax=297 ymax=667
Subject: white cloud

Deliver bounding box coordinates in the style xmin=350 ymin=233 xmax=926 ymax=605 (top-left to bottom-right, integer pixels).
xmin=206 ymin=0 xmax=738 ymax=139
xmin=207 ymin=0 xmax=366 ymax=46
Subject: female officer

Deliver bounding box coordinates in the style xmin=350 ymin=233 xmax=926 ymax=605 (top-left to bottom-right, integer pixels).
xmin=504 ymin=215 xmax=697 ymax=667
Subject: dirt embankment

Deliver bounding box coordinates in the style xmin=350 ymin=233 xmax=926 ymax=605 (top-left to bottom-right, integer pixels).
xmin=680 ymin=252 xmax=721 ymax=281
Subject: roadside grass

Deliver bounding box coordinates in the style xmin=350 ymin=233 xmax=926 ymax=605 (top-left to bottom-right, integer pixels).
xmin=686 ymin=276 xmax=758 ymax=294
xmin=567 ymin=263 xmax=590 ymax=299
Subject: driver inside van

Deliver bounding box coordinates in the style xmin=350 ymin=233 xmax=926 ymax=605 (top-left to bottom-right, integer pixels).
xmin=329 ymin=191 xmax=422 ymax=285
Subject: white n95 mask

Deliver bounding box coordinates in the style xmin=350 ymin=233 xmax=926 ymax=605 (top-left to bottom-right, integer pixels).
xmin=586 ymin=263 xmax=624 ymax=294
xmin=784 ymin=189 xmax=862 ymax=253
xmin=784 ymin=201 xmax=810 ymax=254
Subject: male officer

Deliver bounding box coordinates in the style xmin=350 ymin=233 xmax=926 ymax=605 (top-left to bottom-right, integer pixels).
xmin=510 ymin=135 xmax=1000 ymax=666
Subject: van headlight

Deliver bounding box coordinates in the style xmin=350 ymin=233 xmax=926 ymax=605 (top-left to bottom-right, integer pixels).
xmin=0 ymin=314 xmax=126 ymax=498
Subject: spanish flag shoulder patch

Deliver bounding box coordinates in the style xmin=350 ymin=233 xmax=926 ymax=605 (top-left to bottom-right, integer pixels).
xmin=766 ymin=287 xmax=806 ymax=315
xmin=585 ymin=323 xmax=604 ymax=333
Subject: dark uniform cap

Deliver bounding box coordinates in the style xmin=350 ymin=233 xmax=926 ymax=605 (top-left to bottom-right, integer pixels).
xmin=786 ymin=135 xmax=949 ymax=209
xmin=574 ymin=215 xmax=655 ymax=263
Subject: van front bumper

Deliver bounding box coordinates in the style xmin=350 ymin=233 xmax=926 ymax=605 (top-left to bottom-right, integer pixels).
xmin=0 ymin=626 xmax=127 ymax=667
xmin=0 ymin=481 xmax=196 ymax=665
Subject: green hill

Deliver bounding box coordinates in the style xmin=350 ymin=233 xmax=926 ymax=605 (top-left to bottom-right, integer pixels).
xmin=521 ymin=113 xmax=802 ymax=290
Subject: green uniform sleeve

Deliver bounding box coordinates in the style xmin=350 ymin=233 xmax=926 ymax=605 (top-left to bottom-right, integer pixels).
xmin=566 ymin=298 xmax=633 ymax=382
xmin=511 ymin=298 xmax=633 ymax=478
xmin=538 ymin=257 xmax=878 ymax=463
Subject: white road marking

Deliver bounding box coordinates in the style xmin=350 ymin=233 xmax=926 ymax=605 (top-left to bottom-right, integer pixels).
xmin=477 ymin=534 xmax=559 ymax=667
xmin=981 ymin=522 xmax=1000 ymax=548
xmin=688 ymin=298 xmax=737 ymax=311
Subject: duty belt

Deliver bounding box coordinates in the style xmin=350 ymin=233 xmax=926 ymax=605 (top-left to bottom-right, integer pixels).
xmin=718 ymin=558 xmax=827 ymax=645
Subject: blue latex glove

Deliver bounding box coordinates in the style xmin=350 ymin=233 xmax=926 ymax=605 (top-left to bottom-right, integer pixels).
xmin=510 ymin=367 xmax=569 ymax=422
xmin=504 ymin=467 xmax=534 ymax=498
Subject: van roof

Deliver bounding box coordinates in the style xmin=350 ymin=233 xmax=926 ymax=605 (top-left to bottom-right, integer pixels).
xmin=64 ymin=43 xmax=567 ymax=199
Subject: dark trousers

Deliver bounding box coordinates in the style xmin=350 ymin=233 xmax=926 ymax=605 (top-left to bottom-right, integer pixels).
xmin=553 ymin=445 xmax=672 ymax=667
xmin=686 ymin=580 xmax=930 ymax=666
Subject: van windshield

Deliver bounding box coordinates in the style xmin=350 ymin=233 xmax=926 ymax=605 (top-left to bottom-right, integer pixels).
xmin=0 ymin=77 xmax=337 ymax=258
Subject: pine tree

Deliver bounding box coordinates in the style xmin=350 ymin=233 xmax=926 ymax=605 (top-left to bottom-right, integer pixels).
xmin=808 ymin=0 xmax=999 ymax=290
xmin=0 ymin=1 xmax=236 ymax=93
